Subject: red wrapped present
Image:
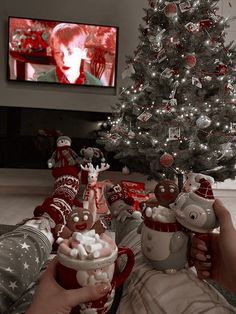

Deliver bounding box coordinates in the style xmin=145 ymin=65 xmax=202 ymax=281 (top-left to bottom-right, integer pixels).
xmin=120 ymin=180 xmax=151 ymax=210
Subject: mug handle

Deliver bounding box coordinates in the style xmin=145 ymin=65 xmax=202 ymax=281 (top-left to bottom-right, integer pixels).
xmin=115 ymin=246 xmax=135 ymax=288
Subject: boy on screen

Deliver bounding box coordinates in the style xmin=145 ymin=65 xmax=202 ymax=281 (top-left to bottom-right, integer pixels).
xmin=37 ymin=23 xmax=102 ymax=85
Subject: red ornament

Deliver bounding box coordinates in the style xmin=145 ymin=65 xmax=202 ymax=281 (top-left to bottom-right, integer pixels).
xmin=164 ymin=3 xmax=178 ymax=18
xmin=199 ymin=19 xmax=214 ymax=29
xmin=215 ymin=63 xmax=228 ymax=76
xmin=184 ymin=54 xmax=197 ymax=69
xmin=159 ymin=153 xmax=174 ymax=168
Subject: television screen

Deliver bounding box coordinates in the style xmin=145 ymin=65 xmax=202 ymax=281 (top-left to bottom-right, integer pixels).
xmin=8 ymin=17 xmax=119 ymax=88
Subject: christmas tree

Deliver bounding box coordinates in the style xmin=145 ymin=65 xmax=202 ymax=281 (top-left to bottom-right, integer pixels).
xmin=98 ymin=0 xmax=236 ymax=183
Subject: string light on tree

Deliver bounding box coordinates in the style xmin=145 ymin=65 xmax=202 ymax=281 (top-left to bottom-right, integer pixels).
xmin=98 ymin=0 xmax=236 ymax=183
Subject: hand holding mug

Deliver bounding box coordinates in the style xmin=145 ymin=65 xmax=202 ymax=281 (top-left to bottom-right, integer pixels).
xmin=56 ymin=231 xmax=135 ymax=313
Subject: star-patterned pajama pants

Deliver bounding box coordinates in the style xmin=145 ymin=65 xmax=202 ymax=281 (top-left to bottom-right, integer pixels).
xmin=0 ymin=217 xmax=139 ymax=314
xmin=0 ymin=225 xmax=52 ymax=314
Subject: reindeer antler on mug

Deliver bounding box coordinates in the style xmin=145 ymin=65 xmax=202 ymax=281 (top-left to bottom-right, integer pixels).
xmin=81 ymin=163 xmax=110 ymax=180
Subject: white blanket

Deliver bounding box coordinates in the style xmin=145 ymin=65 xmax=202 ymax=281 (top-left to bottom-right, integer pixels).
xmin=117 ymin=229 xmax=236 ymax=314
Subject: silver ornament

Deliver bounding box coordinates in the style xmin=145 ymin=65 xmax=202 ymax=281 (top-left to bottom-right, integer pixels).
xmin=196 ymin=116 xmax=211 ymax=129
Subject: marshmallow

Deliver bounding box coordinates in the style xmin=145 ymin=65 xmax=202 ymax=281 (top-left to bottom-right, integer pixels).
xmin=70 ymin=248 xmax=79 ymax=257
xmin=77 ymin=243 xmax=88 ymax=260
xmin=73 ymin=233 xmax=96 ymax=245
xmin=85 ymin=242 xmax=103 ymax=253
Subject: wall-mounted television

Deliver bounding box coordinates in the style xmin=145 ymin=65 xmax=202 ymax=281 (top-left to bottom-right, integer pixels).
xmin=8 ymin=16 xmax=119 ymax=88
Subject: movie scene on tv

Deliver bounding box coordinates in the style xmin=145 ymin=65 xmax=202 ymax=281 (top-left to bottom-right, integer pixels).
xmin=8 ymin=17 xmax=118 ymax=87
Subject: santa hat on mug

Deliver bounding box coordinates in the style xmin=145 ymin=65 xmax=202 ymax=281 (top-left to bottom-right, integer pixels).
xmin=194 ymin=178 xmax=214 ymax=200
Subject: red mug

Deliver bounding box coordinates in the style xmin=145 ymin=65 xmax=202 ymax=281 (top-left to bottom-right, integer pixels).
xmin=57 ymin=246 xmax=135 ymax=314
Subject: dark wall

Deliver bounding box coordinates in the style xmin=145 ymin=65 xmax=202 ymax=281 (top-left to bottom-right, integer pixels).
xmin=0 ymin=106 xmax=122 ymax=169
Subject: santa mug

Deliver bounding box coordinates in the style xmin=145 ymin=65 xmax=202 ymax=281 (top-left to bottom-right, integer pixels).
xmin=56 ymin=245 xmax=134 ymax=314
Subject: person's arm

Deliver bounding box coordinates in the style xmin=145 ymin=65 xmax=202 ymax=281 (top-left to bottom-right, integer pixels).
xmin=26 ymin=257 xmax=111 ymax=314
xmin=191 ymin=199 xmax=236 ymax=293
